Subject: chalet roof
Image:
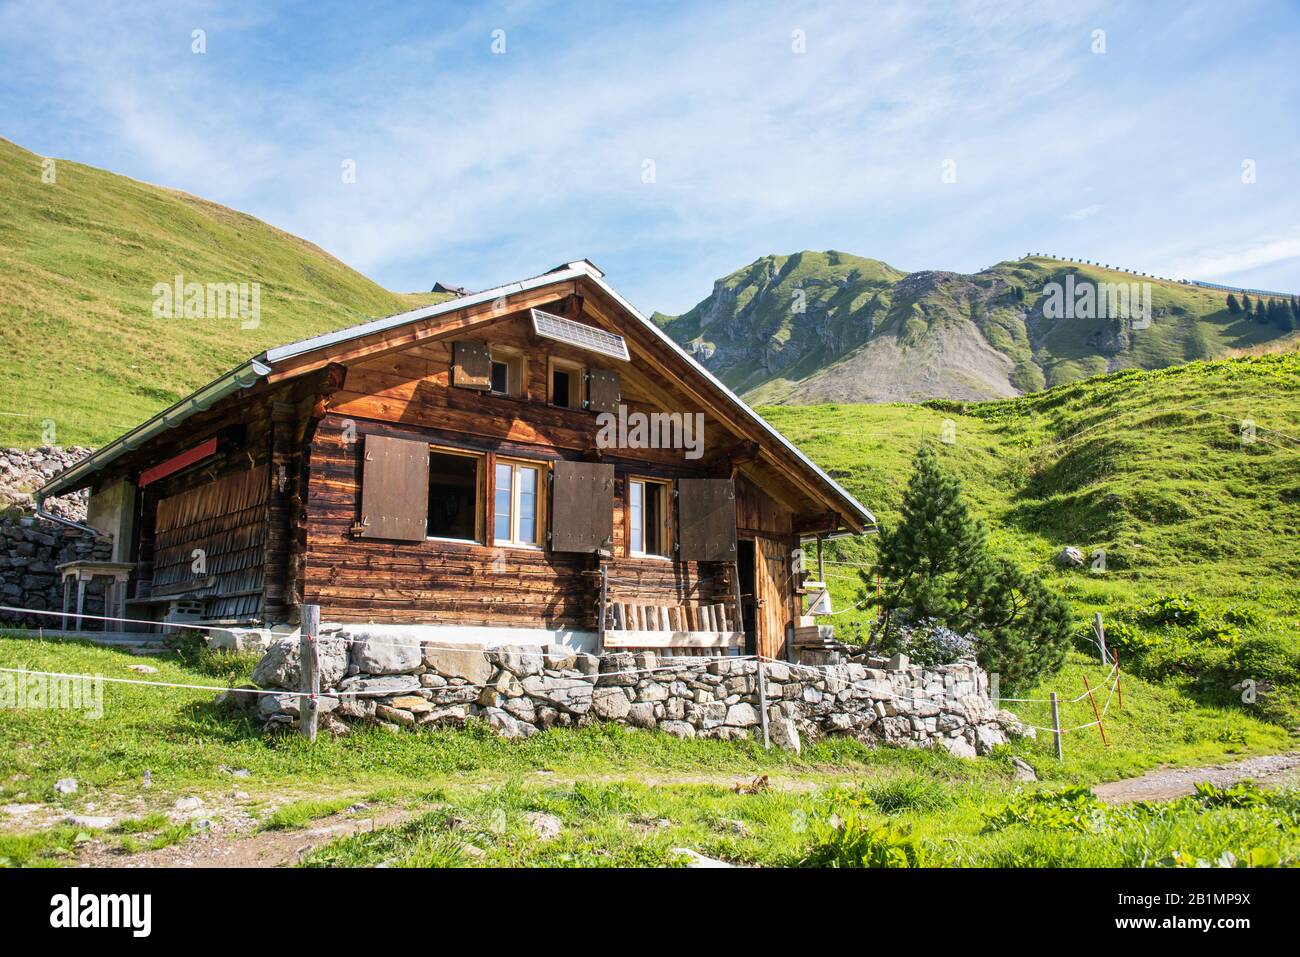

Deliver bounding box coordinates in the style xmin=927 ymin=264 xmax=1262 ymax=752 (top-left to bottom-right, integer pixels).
xmin=41 ymin=260 xmax=874 ymax=531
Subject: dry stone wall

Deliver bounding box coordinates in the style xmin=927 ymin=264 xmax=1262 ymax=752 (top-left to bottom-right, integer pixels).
xmin=0 ymin=447 xmax=108 ymax=628
xmin=247 ymin=626 xmax=1031 ymax=757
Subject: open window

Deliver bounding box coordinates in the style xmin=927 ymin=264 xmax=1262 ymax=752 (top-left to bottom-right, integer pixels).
xmin=548 ymin=357 xmax=585 ymax=409
xmin=427 ymin=448 xmax=483 ymax=543
xmin=628 ymin=477 xmax=672 ymax=558
xmin=488 ymin=347 xmax=524 ymax=399
xmin=494 ymin=459 xmax=545 ymax=547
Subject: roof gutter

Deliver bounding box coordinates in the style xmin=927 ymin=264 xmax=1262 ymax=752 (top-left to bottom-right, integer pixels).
xmin=38 ymin=359 xmax=272 ymax=499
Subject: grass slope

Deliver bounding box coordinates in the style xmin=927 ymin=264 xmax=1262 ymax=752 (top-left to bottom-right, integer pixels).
xmin=0 ymin=137 xmax=452 ymax=446
xmin=767 ymin=351 xmax=1300 ymax=721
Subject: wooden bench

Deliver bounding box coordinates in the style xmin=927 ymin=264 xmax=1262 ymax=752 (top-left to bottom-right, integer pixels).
xmin=597 ymin=572 xmax=743 ymax=655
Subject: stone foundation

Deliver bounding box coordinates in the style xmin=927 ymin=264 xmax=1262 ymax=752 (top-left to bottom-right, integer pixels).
xmin=246 ymin=626 xmax=1031 ymax=757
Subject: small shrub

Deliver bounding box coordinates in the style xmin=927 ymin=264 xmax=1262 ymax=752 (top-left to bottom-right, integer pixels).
xmin=799 ymin=814 xmax=931 ymax=868
xmin=862 ymin=774 xmax=950 ymax=814
xmin=983 ymin=787 xmax=1104 ymax=833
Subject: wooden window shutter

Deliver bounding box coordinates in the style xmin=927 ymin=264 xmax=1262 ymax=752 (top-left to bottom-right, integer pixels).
xmin=586 ymin=368 xmax=620 ymax=414
xmin=452 ymin=340 xmax=492 ymax=390
xmin=358 ymin=435 xmax=430 ymax=541
xmin=677 ymin=478 xmax=737 ymax=562
xmin=550 ymin=461 xmax=614 ymax=553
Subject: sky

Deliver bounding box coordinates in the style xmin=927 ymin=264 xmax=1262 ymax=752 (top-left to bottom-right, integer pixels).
xmin=2 ymin=0 xmax=1299 ymax=315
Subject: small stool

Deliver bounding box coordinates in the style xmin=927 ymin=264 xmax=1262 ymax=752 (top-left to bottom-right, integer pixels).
xmin=57 ymin=561 xmax=135 ymax=631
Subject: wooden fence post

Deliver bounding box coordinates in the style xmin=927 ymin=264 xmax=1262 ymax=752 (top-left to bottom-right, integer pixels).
xmin=1092 ymin=612 xmax=1108 ymax=665
xmin=1049 ymin=690 xmax=1063 ymax=760
xmin=300 ymin=603 xmax=320 ymax=743
xmin=755 ymin=657 xmax=771 ymax=749
xmin=596 ymin=564 xmax=609 ymax=654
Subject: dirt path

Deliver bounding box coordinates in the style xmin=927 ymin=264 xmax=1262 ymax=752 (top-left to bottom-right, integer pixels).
xmin=1093 ymin=750 xmax=1300 ymax=803
xmin=77 ymin=804 xmax=416 ymax=868
xmin=49 ymin=755 xmax=1300 ymax=867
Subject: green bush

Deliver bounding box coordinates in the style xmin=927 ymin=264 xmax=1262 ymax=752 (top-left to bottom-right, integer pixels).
xmin=1230 ymin=632 xmax=1300 ymax=688
xmin=983 ymin=786 xmax=1104 ymax=833
xmin=799 ymin=814 xmax=931 ymax=867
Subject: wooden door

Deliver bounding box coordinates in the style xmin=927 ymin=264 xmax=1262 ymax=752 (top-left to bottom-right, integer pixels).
xmin=753 ymin=536 xmax=792 ymax=660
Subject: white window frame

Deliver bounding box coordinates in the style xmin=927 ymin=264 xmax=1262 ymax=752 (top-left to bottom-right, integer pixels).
xmin=494 ymin=458 xmax=545 ymax=548
xmin=628 ymin=477 xmax=672 ymax=559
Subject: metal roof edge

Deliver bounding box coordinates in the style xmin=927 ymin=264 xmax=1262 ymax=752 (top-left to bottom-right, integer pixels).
xmin=264 ymin=267 xmax=587 ymax=364
xmin=39 ymin=359 xmax=270 ymax=498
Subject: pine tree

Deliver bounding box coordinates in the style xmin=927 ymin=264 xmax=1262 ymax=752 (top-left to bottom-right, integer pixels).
xmin=1226 ymin=293 xmax=1241 ymax=314
xmin=1242 ymin=293 xmax=1252 ymax=313
xmin=864 ymin=446 xmax=1072 ymax=690
xmin=1267 ymin=298 xmax=1284 ymax=328
xmin=1275 ymin=298 xmax=1295 ymax=331
xmin=1255 ymin=298 xmax=1268 ymax=323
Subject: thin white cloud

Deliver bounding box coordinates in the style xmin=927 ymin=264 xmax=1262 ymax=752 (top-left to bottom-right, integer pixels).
xmin=1169 ymin=229 xmax=1300 ymax=280
xmin=1066 ymin=204 xmax=1104 ymax=221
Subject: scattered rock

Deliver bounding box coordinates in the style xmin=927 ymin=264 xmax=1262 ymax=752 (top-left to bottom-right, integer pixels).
xmin=524 ymin=811 xmax=563 ymax=840
xmin=673 ymin=847 xmax=733 ymax=868
xmin=1011 ymin=756 xmax=1038 ymax=782
xmin=174 ymin=796 xmax=203 ymax=812
xmin=64 ymin=816 xmax=113 ymax=832
xmin=54 ymin=778 xmax=77 ymax=795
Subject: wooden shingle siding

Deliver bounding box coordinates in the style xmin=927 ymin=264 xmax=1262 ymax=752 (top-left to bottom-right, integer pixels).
xmin=152 ymin=464 xmax=269 ymax=619
xmin=358 ymin=434 xmax=430 ymax=541
xmin=677 ymin=478 xmax=738 ymax=562
xmin=550 ymin=461 xmax=614 ymax=553
xmin=452 ymin=340 xmax=491 ymax=390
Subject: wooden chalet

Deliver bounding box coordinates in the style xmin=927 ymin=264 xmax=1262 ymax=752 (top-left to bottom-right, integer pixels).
xmin=39 ymin=261 xmax=874 ymax=658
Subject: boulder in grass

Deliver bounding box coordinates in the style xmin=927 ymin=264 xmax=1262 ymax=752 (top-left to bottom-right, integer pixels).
xmin=1054 ymin=546 xmax=1085 ymax=568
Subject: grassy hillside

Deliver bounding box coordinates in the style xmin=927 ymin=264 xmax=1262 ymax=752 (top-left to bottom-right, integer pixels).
xmin=659 ymin=250 xmax=1297 ymax=405
xmin=0 ymin=137 xmax=452 ymax=446
xmin=767 ymin=351 xmax=1300 ymax=722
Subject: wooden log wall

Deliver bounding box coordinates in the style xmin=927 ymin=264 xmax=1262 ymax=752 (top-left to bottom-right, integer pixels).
xmin=303 ymin=413 xmax=735 ymax=630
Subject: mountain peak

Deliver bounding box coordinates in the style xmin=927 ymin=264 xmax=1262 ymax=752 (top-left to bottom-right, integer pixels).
xmin=658 ymin=251 xmax=1297 ymax=405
